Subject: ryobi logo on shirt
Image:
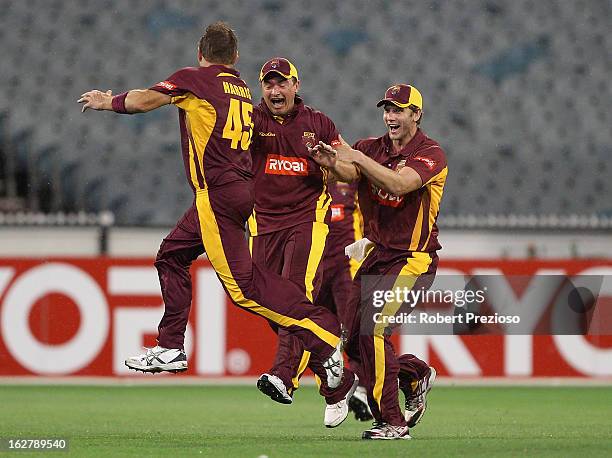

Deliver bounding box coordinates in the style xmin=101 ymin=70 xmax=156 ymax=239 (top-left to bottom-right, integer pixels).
xmin=370 ymin=183 xmax=404 ymax=207
xmin=265 ymin=154 xmax=308 ymax=176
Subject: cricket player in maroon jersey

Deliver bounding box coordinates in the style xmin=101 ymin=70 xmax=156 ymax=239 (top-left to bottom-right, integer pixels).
xmin=248 ymin=58 xmax=358 ymax=428
xmin=77 ymin=22 xmax=350 ymax=395
xmin=310 ymin=84 xmax=446 ymax=440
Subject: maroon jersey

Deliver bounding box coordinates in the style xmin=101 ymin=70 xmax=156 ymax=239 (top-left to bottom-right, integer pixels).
xmin=248 ymin=96 xmax=341 ymax=235
xmin=354 ymin=129 xmax=448 ymax=252
xmin=326 ymin=181 xmax=363 ymax=259
xmin=150 ymin=65 xmax=254 ymax=191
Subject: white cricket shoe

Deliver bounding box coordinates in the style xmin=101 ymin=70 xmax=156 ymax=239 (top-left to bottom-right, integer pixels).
xmin=125 ymin=346 xmax=187 ymax=373
xmin=257 ymin=373 xmax=293 ymax=405
xmin=324 ymin=375 xmax=359 ymax=428
xmin=362 ymin=422 xmax=412 ymax=440
xmin=404 ymin=366 xmax=436 ymax=427
xmin=322 ymin=341 xmax=344 ymax=389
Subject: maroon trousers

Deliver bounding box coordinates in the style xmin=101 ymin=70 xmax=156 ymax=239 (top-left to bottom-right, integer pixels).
xmin=250 ymin=221 xmax=351 ymax=403
xmin=318 ymin=254 xmax=363 ymax=381
xmin=155 ymin=179 xmax=342 ymax=361
xmin=318 ymin=254 xmax=355 ymax=332
xmin=344 ymin=246 xmax=437 ymax=427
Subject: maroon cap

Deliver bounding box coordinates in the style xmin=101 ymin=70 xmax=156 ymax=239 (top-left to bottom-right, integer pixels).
xmin=376 ymin=84 xmax=423 ymax=110
xmin=259 ymin=57 xmax=299 ymax=82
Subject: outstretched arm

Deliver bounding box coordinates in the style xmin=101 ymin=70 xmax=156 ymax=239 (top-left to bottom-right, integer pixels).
xmin=78 ymin=89 xmax=171 ymax=113
xmin=345 ymin=146 xmax=422 ymax=196
xmin=312 ymin=140 xmax=422 ymax=196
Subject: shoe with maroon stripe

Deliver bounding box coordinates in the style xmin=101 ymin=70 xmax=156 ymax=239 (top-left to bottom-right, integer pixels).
xmin=125 ymin=346 xmax=187 ymax=373
xmin=362 ymin=422 xmax=411 ymax=440
xmin=403 ymin=366 xmax=436 ymax=427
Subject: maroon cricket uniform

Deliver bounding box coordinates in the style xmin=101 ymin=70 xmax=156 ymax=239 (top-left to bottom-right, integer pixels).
xmin=344 ymin=128 xmax=448 ymax=427
xmin=151 ymin=66 xmax=253 ymax=189
xmin=147 ymin=65 xmax=344 ymax=366
xmin=248 ymin=95 xmax=344 ymax=400
xmin=249 ymin=96 xmax=341 ymax=302
xmin=249 ymin=95 xmax=340 ymax=235
xmin=356 ymin=129 xmax=446 ymax=253
xmin=318 ymin=181 xmax=362 ymax=325
xmin=326 ymin=181 xmax=362 ymax=260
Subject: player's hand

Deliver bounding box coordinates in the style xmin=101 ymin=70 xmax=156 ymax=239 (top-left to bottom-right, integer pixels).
xmin=334 ymin=143 xmax=357 ymax=163
xmin=78 ymin=90 xmax=113 ymax=112
xmin=308 ymin=141 xmax=337 ymax=168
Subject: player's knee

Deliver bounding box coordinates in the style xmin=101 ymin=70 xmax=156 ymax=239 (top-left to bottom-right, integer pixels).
xmin=154 ymin=245 xmax=190 ymax=272
xmin=154 ymin=244 xmax=170 ymax=268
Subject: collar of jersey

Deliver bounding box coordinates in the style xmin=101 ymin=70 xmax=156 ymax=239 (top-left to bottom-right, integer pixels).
xmin=210 ymin=65 xmax=240 ymax=77
xmin=383 ymin=128 xmax=425 ymax=158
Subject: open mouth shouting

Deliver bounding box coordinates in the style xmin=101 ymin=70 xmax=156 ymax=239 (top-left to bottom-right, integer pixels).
xmin=270 ymin=96 xmax=286 ymax=111
xmin=387 ymin=123 xmax=401 ymax=135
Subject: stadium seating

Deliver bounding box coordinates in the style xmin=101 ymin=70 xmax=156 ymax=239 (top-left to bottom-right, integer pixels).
xmin=1 ymin=0 xmax=610 ymax=224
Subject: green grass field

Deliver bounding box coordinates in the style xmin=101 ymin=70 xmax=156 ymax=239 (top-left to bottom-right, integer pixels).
xmin=1 ymin=385 xmax=611 ymax=457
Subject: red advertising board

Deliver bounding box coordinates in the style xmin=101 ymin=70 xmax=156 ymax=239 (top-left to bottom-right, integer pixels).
xmin=0 ymin=258 xmax=611 ymax=377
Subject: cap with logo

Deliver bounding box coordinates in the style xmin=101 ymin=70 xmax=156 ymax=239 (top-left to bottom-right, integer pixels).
xmin=259 ymin=57 xmax=299 ymax=82
xmin=377 ymin=84 xmax=423 ymax=111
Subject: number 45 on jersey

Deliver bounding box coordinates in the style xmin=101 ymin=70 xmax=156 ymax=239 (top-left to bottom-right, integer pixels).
xmin=223 ymin=98 xmax=253 ymax=151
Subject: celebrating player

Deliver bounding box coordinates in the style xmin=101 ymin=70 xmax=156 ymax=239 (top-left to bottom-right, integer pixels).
xmin=249 ymin=58 xmax=358 ymax=427
xmin=77 ymin=22 xmax=348 ymax=392
xmin=310 ymin=84 xmax=446 ymax=439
